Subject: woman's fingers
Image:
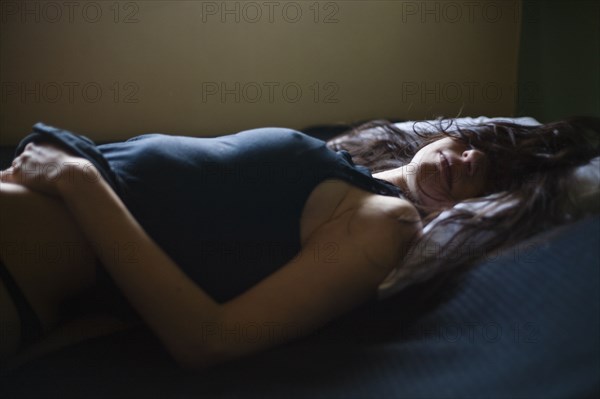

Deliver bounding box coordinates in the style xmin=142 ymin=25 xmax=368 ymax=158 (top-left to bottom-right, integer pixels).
xmin=1 ymin=142 xmax=99 ymax=195
xmin=1 ymin=145 xmax=62 ymax=193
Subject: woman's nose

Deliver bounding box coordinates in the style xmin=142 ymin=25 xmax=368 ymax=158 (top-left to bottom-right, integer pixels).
xmin=461 ymin=149 xmax=486 ymax=176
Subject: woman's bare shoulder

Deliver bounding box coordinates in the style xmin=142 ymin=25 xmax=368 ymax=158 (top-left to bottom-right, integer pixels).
xmin=337 ymin=192 xmax=423 ymax=271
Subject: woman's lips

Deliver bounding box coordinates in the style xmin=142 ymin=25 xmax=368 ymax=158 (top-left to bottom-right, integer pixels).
xmin=439 ymin=151 xmax=452 ymax=191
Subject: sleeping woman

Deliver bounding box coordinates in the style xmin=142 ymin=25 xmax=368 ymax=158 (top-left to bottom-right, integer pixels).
xmin=1 ymin=116 xmax=599 ymax=371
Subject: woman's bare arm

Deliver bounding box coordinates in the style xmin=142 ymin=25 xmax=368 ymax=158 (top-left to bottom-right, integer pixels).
xmin=55 ymin=165 xmax=225 ymax=367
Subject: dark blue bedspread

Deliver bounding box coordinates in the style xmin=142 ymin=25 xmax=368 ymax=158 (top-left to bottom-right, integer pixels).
xmin=1 ymin=214 xmax=598 ymax=398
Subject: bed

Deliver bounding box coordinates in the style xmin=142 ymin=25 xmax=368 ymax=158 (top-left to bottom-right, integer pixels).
xmin=1 ymin=117 xmax=598 ymax=398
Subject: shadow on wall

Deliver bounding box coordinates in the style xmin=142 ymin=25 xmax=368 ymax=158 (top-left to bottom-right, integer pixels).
xmin=1 ymin=0 xmax=521 ymax=144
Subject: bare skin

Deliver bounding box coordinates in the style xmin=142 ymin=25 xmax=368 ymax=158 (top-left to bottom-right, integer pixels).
xmin=0 ymin=182 xmax=139 ymax=370
xmin=0 ymin=182 xmax=95 ymax=357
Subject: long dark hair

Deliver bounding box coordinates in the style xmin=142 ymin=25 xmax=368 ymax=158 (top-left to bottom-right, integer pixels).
xmin=326 ymin=116 xmax=600 ymax=300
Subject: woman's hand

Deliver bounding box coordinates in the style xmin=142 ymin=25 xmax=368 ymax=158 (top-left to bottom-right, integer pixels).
xmin=0 ymin=142 xmax=100 ymax=196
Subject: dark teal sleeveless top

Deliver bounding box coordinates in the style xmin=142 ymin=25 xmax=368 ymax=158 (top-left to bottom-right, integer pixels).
xmin=16 ymin=123 xmax=402 ymax=315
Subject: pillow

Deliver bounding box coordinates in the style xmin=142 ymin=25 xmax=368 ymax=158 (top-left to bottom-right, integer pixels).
xmin=561 ymin=156 xmax=600 ymax=218
xmin=377 ymin=192 xmax=517 ymax=299
xmin=392 ymin=115 xmax=541 ymax=133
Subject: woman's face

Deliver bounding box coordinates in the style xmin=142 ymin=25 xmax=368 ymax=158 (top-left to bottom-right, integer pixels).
xmin=406 ymin=137 xmax=490 ymax=208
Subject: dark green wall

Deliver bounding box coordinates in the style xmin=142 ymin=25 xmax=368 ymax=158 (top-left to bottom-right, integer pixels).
xmin=517 ymin=0 xmax=599 ymax=122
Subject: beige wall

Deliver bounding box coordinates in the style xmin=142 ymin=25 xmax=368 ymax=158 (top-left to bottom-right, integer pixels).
xmin=0 ymin=0 xmax=521 ymax=145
